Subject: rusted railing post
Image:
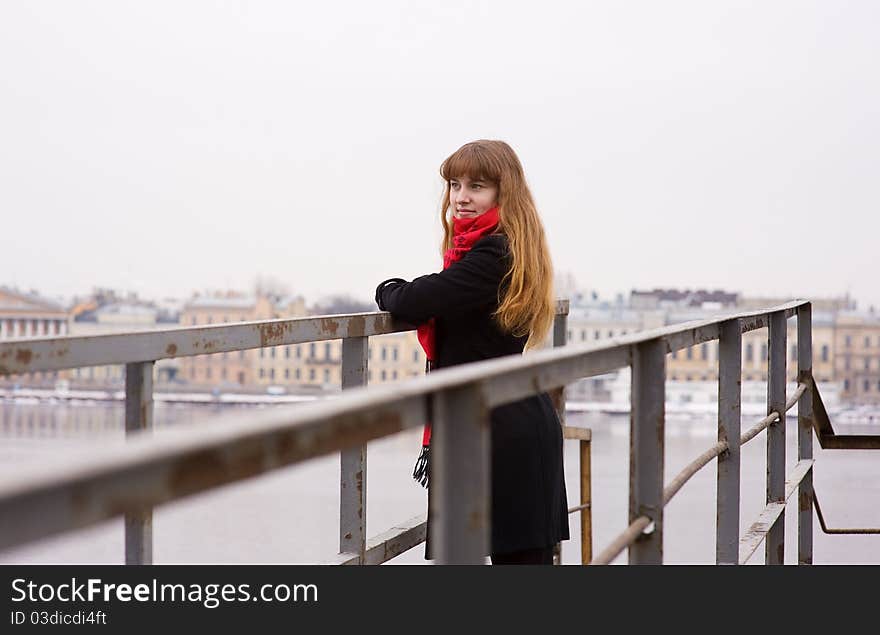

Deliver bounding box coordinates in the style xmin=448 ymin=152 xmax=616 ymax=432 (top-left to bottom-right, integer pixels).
xmin=340 ymin=337 xmax=368 ymax=563
xmin=716 ymin=319 xmax=742 ymax=564
xmin=551 ymin=303 xmax=568 ymax=564
xmin=432 ymin=385 xmax=490 ymax=564
xmin=797 ymin=304 xmax=814 ymax=565
xmin=124 ymin=361 xmax=154 ymax=565
xmin=629 ymin=339 xmax=665 ymax=564
xmin=766 ymin=311 xmax=787 ymax=564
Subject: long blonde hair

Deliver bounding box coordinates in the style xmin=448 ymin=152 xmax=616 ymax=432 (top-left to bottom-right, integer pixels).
xmin=439 ymin=140 xmax=554 ymax=349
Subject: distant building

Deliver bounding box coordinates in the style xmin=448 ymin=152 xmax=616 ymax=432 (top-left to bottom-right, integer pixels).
xmin=0 ymin=287 xmax=69 ymax=384
xmin=631 ymin=288 xmax=739 ymax=310
xmin=179 ymin=294 xmax=277 ymax=388
xmin=834 ymin=311 xmax=880 ymax=403
xmin=178 ymin=292 xmax=424 ymax=391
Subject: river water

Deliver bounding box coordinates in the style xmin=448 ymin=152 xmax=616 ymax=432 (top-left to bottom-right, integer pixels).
xmin=1 ymin=400 xmax=878 ymax=564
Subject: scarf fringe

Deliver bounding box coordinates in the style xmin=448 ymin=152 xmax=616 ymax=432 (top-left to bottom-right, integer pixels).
xmin=412 ymin=445 xmax=430 ymax=488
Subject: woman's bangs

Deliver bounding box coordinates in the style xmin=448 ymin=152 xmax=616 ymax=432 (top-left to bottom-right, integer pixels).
xmin=441 ymin=146 xmax=500 ymax=184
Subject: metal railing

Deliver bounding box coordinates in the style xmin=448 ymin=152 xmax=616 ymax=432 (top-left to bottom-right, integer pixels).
xmin=0 ymin=299 xmax=876 ymax=564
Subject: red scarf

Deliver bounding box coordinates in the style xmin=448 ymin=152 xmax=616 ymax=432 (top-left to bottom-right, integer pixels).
xmin=412 ymin=206 xmax=500 ymax=487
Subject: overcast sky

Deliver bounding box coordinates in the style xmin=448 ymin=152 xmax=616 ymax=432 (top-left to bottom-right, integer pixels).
xmin=2 ymin=1 xmax=878 ymax=310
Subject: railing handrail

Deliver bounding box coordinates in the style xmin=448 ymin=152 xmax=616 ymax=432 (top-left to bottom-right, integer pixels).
xmin=0 ymin=299 xmax=808 ymax=558
xmin=0 ymin=298 xmax=797 ymax=377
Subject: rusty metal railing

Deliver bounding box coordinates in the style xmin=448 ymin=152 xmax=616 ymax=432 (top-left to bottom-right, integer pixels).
xmin=1 ymin=299 xmax=876 ymax=564
xmin=0 ymin=302 xmax=568 ymax=565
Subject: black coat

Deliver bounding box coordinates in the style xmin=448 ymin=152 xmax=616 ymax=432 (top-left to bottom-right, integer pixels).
xmin=376 ymin=234 xmax=570 ymax=556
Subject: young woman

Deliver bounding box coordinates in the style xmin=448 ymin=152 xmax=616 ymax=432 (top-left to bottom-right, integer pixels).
xmin=375 ymin=139 xmax=569 ymax=565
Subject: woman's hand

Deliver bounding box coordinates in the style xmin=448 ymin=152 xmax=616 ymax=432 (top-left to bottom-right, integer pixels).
xmin=375 ymin=278 xmax=407 ymax=310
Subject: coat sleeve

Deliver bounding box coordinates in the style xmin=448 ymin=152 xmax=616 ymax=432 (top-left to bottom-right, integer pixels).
xmin=376 ymin=235 xmax=509 ymax=324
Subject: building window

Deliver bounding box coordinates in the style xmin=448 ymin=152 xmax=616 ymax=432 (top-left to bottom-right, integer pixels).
xmin=670 ymin=374 xmax=678 ymax=381
xmin=381 ymin=370 xmax=386 ymax=381
xmin=844 ymin=379 xmax=850 ymax=391
xmin=864 ymin=379 xmax=870 ymax=393
xmin=845 ymin=335 xmax=851 ymax=348
xmin=581 ymin=330 xmax=587 ymax=341
xmin=309 ymin=369 xmax=316 ymax=381
xmin=310 ymin=343 xmax=316 ymax=358
xmin=296 ymin=346 xmax=302 ymax=359
xmin=259 ymin=368 xmax=265 ymax=378
xmin=324 ymin=369 xmax=330 ymax=382
xmin=760 ymin=344 xmax=767 ymax=360
xmin=845 ymin=356 xmax=850 ymax=370
xmin=260 ymin=349 xmax=265 ymax=358
xmin=295 ymin=369 xmax=301 ymax=380
xmin=865 ymin=336 xmax=871 ymax=348
xmin=269 ymin=369 xmax=275 ymax=380
xmin=686 ymin=347 xmax=693 ymax=360
xmin=701 ymin=344 xmax=708 ymax=361
xmin=594 ymin=330 xmax=600 ymax=339
xmin=607 ymin=330 xmax=613 ymax=338
xmin=685 ymin=375 xmax=692 ymax=382
xmin=325 ymin=342 xmax=331 ymax=359
xmin=622 ymin=330 xmax=628 ymax=335
xmin=866 ymin=358 xmax=871 ymax=370
xmin=821 ymin=345 xmax=829 ymax=363
xmin=285 ymin=346 xmax=291 ymax=359
xmin=270 ymin=348 xmax=276 ymax=359
xmin=413 ymin=350 xmax=419 ymax=362
xmin=392 ymin=370 xmax=398 ymax=380
xmin=392 ymin=348 xmax=398 ymax=361
xmin=381 ymin=347 xmax=387 ymax=361
xmin=285 ymin=369 xmax=290 ymax=380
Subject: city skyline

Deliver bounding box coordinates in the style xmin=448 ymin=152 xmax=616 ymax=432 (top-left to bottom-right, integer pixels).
xmin=2 ymin=2 xmax=879 ymax=308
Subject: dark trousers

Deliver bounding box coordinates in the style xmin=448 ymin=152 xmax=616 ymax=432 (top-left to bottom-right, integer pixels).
xmin=490 ymin=546 xmax=554 ymax=565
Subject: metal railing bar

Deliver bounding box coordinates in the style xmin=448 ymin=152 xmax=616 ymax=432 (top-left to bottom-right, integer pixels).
xmin=0 ymin=313 xmax=408 ymax=375
xmin=814 ymin=492 xmax=880 ymax=535
xmin=0 ymin=389 xmax=430 ymax=552
xmin=739 ymin=502 xmax=786 ymax=564
xmin=738 ymin=460 xmax=813 ymax=564
xmin=568 ymin=502 xmax=592 ymax=514
xmin=810 ymin=378 xmax=880 ymax=449
xmin=0 ymin=301 xmax=805 ymax=377
xmin=662 ymin=440 xmax=729 ymax=507
xmin=590 ymin=516 xmax=652 ymax=565
xmin=336 ymin=514 xmax=428 ymax=565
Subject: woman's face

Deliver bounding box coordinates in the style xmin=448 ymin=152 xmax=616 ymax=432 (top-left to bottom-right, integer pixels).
xmin=449 ymin=176 xmax=498 ymax=219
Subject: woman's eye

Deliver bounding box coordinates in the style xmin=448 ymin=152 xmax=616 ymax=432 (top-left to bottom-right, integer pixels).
xmin=472 ymin=184 xmax=482 ymax=189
